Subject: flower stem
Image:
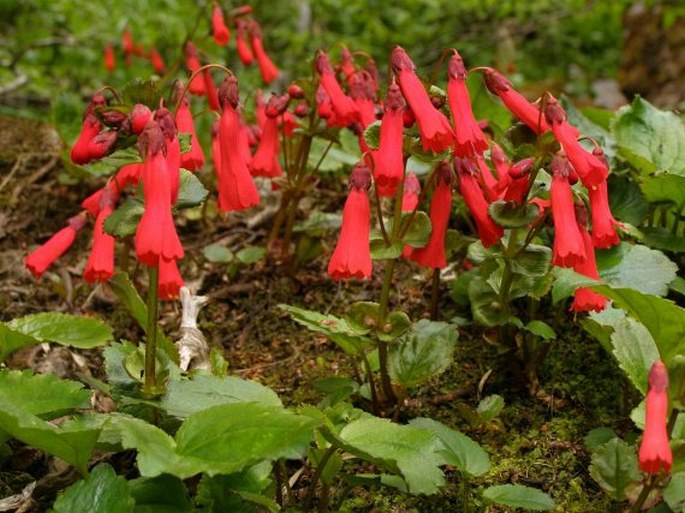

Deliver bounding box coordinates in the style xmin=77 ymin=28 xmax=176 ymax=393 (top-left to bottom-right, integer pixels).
xmin=143 ymin=264 xmax=160 ymax=395
xmin=430 ymin=268 xmax=440 ymax=320
xmin=629 ymin=474 xmax=655 ymax=513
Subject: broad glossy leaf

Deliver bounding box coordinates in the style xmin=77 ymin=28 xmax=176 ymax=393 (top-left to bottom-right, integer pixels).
xmin=7 ymin=312 xmax=112 ymax=348
xmin=468 ymin=277 xmax=508 ymax=326
xmin=203 ymin=244 xmax=234 ymax=263
xmin=664 ymin=472 xmax=685 ymax=513
xmin=103 ymin=197 xmax=144 ymax=238
xmin=389 ymin=320 xmax=457 ymax=387
xmin=584 ymin=427 xmax=617 ymax=453
xmin=195 ymin=462 xmax=273 ymax=513
xmin=642 ymin=174 xmax=685 ymax=208
xmin=129 ymin=474 xmax=192 ymax=513
xmin=641 ymin=227 xmax=685 ymax=253
xmin=608 ymin=174 xmax=649 ymax=226
xmin=122 ymin=78 xmax=163 ymax=110
xmin=483 ymin=484 xmax=555 ymax=511
xmin=401 ymin=211 xmax=432 ymax=248
xmin=589 ymin=438 xmax=640 ymax=501
xmin=610 ymin=318 xmax=660 ymax=394
xmin=597 ymin=243 xmax=677 ymax=296
xmin=175 ymin=169 xmax=209 ymax=209
xmin=409 ymin=418 xmax=490 ymax=477
xmin=510 ymin=244 xmax=552 ymax=277
xmin=370 ymin=240 xmax=403 ymax=260
xmin=551 ymin=267 xmax=602 ymax=304
xmin=488 ymin=200 xmax=539 ymax=228
xmin=53 ymin=463 xmax=134 ymax=513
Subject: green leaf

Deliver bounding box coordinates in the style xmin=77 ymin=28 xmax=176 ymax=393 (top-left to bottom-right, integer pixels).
xmin=279 ymin=304 xmax=372 ymax=355
xmin=584 ymin=427 xmax=617 ymax=453
xmin=551 ymin=267 xmax=602 ymax=304
xmin=488 ymin=200 xmax=539 ymax=228
xmin=363 ymin=120 xmax=381 ymax=150
xmin=523 ymin=320 xmax=556 ymax=340
xmin=159 ymin=374 xmax=281 ymax=418
xmin=203 ymin=244 xmax=234 ymax=263
xmin=510 ymin=244 xmax=552 ymax=277
xmin=612 ymin=96 xmax=685 ymax=176
xmin=389 ymin=320 xmax=457 ymax=387
xmin=129 ymin=474 xmax=192 ymax=513
xmin=175 ymin=169 xmax=209 ymax=209
xmin=401 ymin=211 xmax=432 ymax=248
xmin=591 ymin=286 xmax=685 ymax=365
xmin=589 ymin=437 xmax=641 ymax=501
xmin=336 ymin=415 xmax=447 ymax=494
xmin=483 ymin=484 xmax=555 ymax=511
xmin=370 ymin=240 xmax=403 ymax=260
xmin=1 ymin=312 xmax=113 ymax=360
xmin=108 ymin=273 xmax=176 ymax=361
xmin=122 ymin=79 xmax=163 ymax=110
xmin=642 ymin=173 xmax=685 ymax=209
xmin=597 ymin=243 xmax=677 ymax=296
xmin=608 ymin=174 xmax=649 ymax=226
xmin=53 ymin=463 xmax=134 ymax=513
xmin=313 ymin=377 xmax=359 ymax=406
xmin=409 ymin=418 xmax=490 ymax=477
xmin=103 ymin=197 xmax=144 ymax=238
xmin=235 ymin=246 xmax=266 ymax=265
xmin=610 ymin=318 xmax=660 ymax=394
xmin=177 ymin=133 xmax=192 ymax=155
xmin=641 ymin=227 xmax=685 ymax=253
xmin=195 ymin=463 xmax=273 ymax=513
xmin=468 ymin=277 xmax=508 ymax=326
xmin=664 ymin=472 xmax=685 ymax=513
xmin=293 ymin=211 xmax=342 ymax=235
xmin=378 ymin=311 xmax=412 ymax=342
xmin=476 ymin=395 xmax=505 ymax=423
xmin=0 ymin=370 xmax=90 ymax=419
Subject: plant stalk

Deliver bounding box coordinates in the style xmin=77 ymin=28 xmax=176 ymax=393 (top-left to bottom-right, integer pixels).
xmin=143 ymin=264 xmax=160 ymax=395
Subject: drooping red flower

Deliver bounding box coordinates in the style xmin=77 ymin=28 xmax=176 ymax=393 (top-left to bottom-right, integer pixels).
xmin=175 ymin=89 xmax=205 ymax=172
xmin=25 ymin=215 xmax=87 ymax=279
xmin=217 ymin=76 xmax=260 ymax=211
xmin=639 ymin=360 xmax=672 ymax=475
xmin=339 ymin=46 xmax=357 ymax=85
xmin=315 ymin=84 xmax=339 ymax=126
xmin=588 ymin=151 xmax=622 ymax=248
xmin=250 ymin=94 xmax=286 ymax=178
xmin=409 ymin=162 xmax=453 ymax=269
xmin=158 ymin=257 xmax=185 ymax=300
xmin=235 ymin=20 xmax=254 ymax=65
xmin=550 ymin=155 xmax=585 ymax=268
xmin=489 ymin=141 xmax=510 ymax=180
xmin=402 ymin=173 xmax=421 ymax=212
xmin=316 ymin=51 xmax=356 ymax=126
xmin=364 ymin=57 xmax=381 ymax=93
xmin=71 ymin=95 xmax=107 ymax=165
xmin=392 ymin=47 xmax=454 ymax=153
xmin=328 ymin=162 xmax=373 ymax=280
xmin=502 ymin=157 xmax=534 ymax=204
xmin=545 ymin=97 xmax=608 ymax=187
xmin=82 ymin=163 xmax=142 ymax=217
xmin=475 ymin=156 xmax=499 ymax=202
xmin=248 ymin=21 xmax=279 ymax=84
xmin=570 ymin=215 xmax=607 ymax=312
xmin=150 ymin=47 xmax=166 ymax=74
xmin=447 ymin=51 xmax=488 ymax=156
xmin=155 ymin=108 xmax=181 ymax=205
xmin=185 ymin=42 xmax=206 ymax=96
xmin=87 ymin=130 xmax=118 ymax=162
xmin=483 ymin=69 xmax=549 ymax=135
xmin=350 ymin=70 xmax=377 ymax=128
xmin=372 ymin=82 xmax=405 ymax=197
xmin=134 ymin=121 xmax=185 ymax=267
xmin=203 ymin=70 xmax=220 ymax=111
xmin=104 ymin=44 xmax=115 ymax=73
xmin=455 ymin=157 xmax=503 ymax=247
xmin=212 ymin=5 xmax=231 ymax=46
xmin=84 ymin=191 xmax=115 ymax=283
xmin=122 ymin=28 xmax=134 ymax=66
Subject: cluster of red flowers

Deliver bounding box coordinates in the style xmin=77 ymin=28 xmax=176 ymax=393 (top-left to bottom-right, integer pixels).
xmin=104 ymin=28 xmax=166 ymax=75
xmin=323 ymin=47 xmax=622 ymax=314
xmin=638 ymin=360 xmax=672 ymax=475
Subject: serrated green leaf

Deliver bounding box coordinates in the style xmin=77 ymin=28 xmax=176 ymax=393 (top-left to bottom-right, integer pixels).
xmin=0 ymin=324 xmax=40 ymax=363
xmin=160 ymin=374 xmax=281 ymax=418
xmin=664 ymin=472 xmax=685 ymax=513
xmin=370 ymin=239 xmax=403 ymax=260
xmin=612 ymin=96 xmax=685 ymax=176
xmin=378 ymin=311 xmax=411 ymax=342
xmin=597 ymin=243 xmax=677 ymax=296
xmin=483 ymin=484 xmax=555 ymax=511
xmin=589 ymin=438 xmax=641 ymax=501
xmin=129 ymin=474 xmax=192 ymax=513
xmin=103 ymin=197 xmax=144 ymax=238
xmin=0 ymin=370 xmax=90 ymax=419
xmin=510 ymin=244 xmax=551 ymax=277
xmin=389 ymin=320 xmax=457 ymax=387
xmin=488 ymin=200 xmax=539 ymax=228
xmin=642 ymin=174 xmax=685 ymax=209
xmin=53 ymin=463 xmax=134 ymax=513
xmin=336 ymin=415 xmax=447 ymax=495
xmin=363 ymin=120 xmax=381 ymax=150
xmin=468 ymin=277 xmax=508 ymax=327
xmin=122 ymin=79 xmax=163 ymax=110
xmin=608 ymin=174 xmax=649 ymax=226
xmin=610 ymin=318 xmax=660 ymax=394
xmin=641 ymin=227 xmax=685 ymax=253
xmin=551 ymin=267 xmax=602 ymax=304
xmin=401 ymin=211 xmax=432 ymax=248
xmin=195 ymin=463 xmax=273 ymax=513
xmin=409 ymin=418 xmax=490 ymax=477
xmin=175 ymin=169 xmax=208 ymax=209
xmin=584 ymin=427 xmax=617 ymax=453
xmin=202 ymin=244 xmax=234 ymax=263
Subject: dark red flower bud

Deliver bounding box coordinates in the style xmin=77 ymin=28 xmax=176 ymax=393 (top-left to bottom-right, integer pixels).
xmin=219 ymin=75 xmax=240 ymax=109
xmin=154 ymin=108 xmax=176 ymax=141
xmin=101 ymin=110 xmax=128 ymax=127
xmin=265 ymin=94 xmax=290 ymax=118
xmin=294 ymin=102 xmax=309 ymax=117
xmin=509 ymin=157 xmax=534 ymax=179
xmin=137 ymin=120 xmax=166 ymax=159
xmin=130 ymin=104 xmax=152 ymax=135
xmin=287 ymin=83 xmax=305 ymax=99
xmin=88 ymin=130 xmax=118 ymax=160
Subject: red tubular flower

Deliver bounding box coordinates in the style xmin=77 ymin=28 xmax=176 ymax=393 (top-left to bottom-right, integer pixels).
xmin=484 ymin=69 xmax=549 ymax=135
xmin=122 ymin=28 xmax=133 ymax=66
xmin=447 ymin=52 xmax=488 ymax=156
xmin=550 ymin=155 xmax=585 ymax=268
xmin=545 ymin=97 xmax=608 ymax=187
xmin=175 ymin=92 xmax=205 ymax=172
xmin=235 ymin=20 xmax=254 ymax=65
xmin=328 ymin=162 xmax=373 ymax=280
xmin=476 ymin=156 xmax=499 ymax=202
xmin=238 ymin=118 xmax=253 ymax=167
xmin=250 ymin=95 xmax=285 ymax=178
xmin=489 ymin=142 xmax=510 ymax=180
xmin=570 ymin=202 xmax=606 ymax=312
xmin=185 ymin=42 xmax=206 ymax=96
xmin=150 ymin=48 xmax=165 ymax=74
xmin=588 ymin=151 xmax=621 ymax=248
xmin=203 ymin=70 xmax=220 ymax=111
xmin=212 ymin=5 xmax=231 ymax=46
xmin=315 ymin=84 xmax=338 ymax=125
xmin=84 ymin=191 xmax=115 ymax=283
xmin=372 ymin=82 xmax=405 ymax=197
xmin=392 ymin=47 xmax=454 ymax=153
xmin=502 ymin=157 xmax=534 ymax=204
xmin=134 ymin=121 xmax=185 ymax=267
xmin=316 ymin=51 xmax=356 ymax=126
xmin=639 ymin=360 xmax=672 ymax=475
xmin=158 ymin=257 xmax=185 ymax=300
xmin=217 ymin=76 xmax=260 ymax=211
xmin=25 ymin=215 xmax=87 ymax=279
xmin=350 ymin=70 xmax=377 ymax=128
xmin=211 ymin=120 xmax=222 ymax=179
xmin=409 ymin=162 xmax=453 ymax=269
xmin=455 ymin=157 xmax=503 ymax=247
xmin=104 ymin=44 xmax=115 ymax=73
xmin=82 ymin=163 xmax=142 ymax=217
xmin=155 ymin=108 xmax=181 ymax=204
xmin=402 ymin=173 xmax=421 ymax=212
xmin=248 ymin=22 xmax=279 ymax=84
xmin=71 ymin=95 xmax=107 ymax=165
xmin=339 ymin=46 xmax=357 ymax=85
xmin=87 ymin=130 xmax=118 ymax=161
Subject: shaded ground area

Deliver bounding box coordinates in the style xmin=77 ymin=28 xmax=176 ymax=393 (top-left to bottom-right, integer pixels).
xmin=0 ymin=115 xmax=639 ymax=511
